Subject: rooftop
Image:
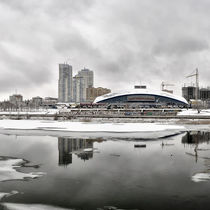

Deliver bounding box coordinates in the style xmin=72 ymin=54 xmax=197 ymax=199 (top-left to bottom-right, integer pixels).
xmin=94 ymin=88 xmax=188 ymax=104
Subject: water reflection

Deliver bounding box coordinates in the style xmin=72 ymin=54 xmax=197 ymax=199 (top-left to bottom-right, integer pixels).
xmin=58 ymin=138 xmax=102 ymax=166
xmin=1 ymin=132 xmax=210 ymax=209
xmin=182 ymin=131 xmax=210 ymax=182
xmin=182 ymin=131 xmax=210 ymax=145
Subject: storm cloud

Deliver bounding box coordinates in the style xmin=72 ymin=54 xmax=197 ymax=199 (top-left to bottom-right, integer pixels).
xmin=0 ymin=0 xmax=210 ymax=99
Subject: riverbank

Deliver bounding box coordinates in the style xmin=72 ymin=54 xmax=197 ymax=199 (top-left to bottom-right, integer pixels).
xmin=1 ymin=108 xmax=210 ymax=121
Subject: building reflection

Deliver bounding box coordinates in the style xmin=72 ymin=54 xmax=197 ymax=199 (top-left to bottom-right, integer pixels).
xmin=58 ymin=138 xmax=96 ymax=166
xmin=182 ymin=131 xmax=210 ymax=181
xmin=182 ymin=131 xmax=210 ymax=145
xmin=182 ymin=131 xmax=210 ymax=163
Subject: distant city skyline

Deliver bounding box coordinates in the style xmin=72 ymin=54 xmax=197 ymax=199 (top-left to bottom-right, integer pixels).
xmin=1 ymin=0 xmax=210 ymax=100
xmin=58 ymin=63 xmax=94 ymax=103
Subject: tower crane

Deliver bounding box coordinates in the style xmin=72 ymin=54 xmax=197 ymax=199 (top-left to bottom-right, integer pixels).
xmin=185 ymin=68 xmax=199 ymax=100
xmin=161 ymin=82 xmax=175 ymax=93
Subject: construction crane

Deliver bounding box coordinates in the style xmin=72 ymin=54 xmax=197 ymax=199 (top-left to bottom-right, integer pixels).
xmin=185 ymin=68 xmax=199 ymax=100
xmin=161 ymin=82 xmax=175 ymax=94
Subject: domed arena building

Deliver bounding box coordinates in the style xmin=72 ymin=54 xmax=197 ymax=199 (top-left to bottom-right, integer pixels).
xmin=94 ymin=88 xmax=188 ymax=108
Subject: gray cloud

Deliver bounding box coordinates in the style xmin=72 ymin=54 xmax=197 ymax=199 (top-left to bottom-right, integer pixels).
xmin=153 ymin=37 xmax=209 ymax=56
xmin=0 ymin=0 xmax=210 ymax=99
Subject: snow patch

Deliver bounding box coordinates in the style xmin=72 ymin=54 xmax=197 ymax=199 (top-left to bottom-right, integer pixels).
xmin=0 ymin=157 xmax=45 ymax=182
xmin=178 ymin=109 xmax=210 ymax=116
xmin=192 ymin=173 xmax=210 ymax=182
xmin=0 ymin=191 xmax=18 ymax=200
xmin=1 ymin=203 xmax=73 ymax=210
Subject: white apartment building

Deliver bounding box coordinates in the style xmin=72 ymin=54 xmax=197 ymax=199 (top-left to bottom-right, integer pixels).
xmin=73 ymin=68 xmax=94 ymax=102
xmin=58 ymin=64 xmax=73 ymax=102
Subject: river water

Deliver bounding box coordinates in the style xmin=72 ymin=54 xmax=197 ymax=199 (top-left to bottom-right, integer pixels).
xmin=0 ymin=131 xmax=210 ymax=210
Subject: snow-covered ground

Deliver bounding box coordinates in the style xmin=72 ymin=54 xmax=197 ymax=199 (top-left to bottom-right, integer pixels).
xmin=0 ymin=109 xmax=58 ymax=115
xmin=2 ymin=108 xmax=210 ymax=120
xmin=0 ymin=119 xmax=185 ymax=133
xmin=178 ymin=109 xmax=210 ymax=116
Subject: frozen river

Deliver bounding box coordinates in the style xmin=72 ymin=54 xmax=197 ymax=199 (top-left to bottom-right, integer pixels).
xmin=0 ymin=130 xmax=209 ymax=210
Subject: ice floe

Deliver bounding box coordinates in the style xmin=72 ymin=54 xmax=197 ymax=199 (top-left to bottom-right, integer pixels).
xmin=1 ymin=203 xmax=134 ymax=210
xmin=1 ymin=203 xmax=73 ymax=210
xmin=0 ymin=157 xmax=45 ymax=182
xmin=97 ymin=206 xmax=136 ymax=210
xmin=192 ymin=173 xmax=210 ymax=182
xmin=0 ymin=191 xmax=18 ymax=200
xmin=0 ymin=157 xmax=46 ymax=209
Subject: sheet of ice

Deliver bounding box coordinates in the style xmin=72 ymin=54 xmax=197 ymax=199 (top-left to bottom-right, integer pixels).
xmin=0 ymin=191 xmax=18 ymax=200
xmin=0 ymin=157 xmax=45 ymax=182
xmin=83 ymin=148 xmax=93 ymax=152
xmin=1 ymin=203 xmax=73 ymax=210
xmin=0 ymin=120 xmax=185 ymax=132
xmin=191 ymin=173 xmax=210 ymax=182
xmin=178 ymin=109 xmax=210 ymax=116
xmin=0 ymin=158 xmax=45 ymax=209
xmin=0 ymin=193 xmax=10 ymax=200
xmin=1 ymin=203 xmax=130 ymax=210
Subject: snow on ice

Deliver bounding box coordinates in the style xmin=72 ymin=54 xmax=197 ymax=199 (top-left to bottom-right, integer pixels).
xmin=0 ymin=120 xmax=185 ymax=133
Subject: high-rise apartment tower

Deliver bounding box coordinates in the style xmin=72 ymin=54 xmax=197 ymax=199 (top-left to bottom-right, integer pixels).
xmin=74 ymin=68 xmax=93 ymax=102
xmin=58 ymin=63 xmax=73 ymax=102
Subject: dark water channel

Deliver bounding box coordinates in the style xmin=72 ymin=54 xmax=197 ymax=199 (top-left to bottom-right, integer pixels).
xmin=0 ymin=131 xmax=210 ymax=210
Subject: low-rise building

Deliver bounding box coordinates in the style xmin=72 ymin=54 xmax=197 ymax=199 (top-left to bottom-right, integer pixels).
xmin=9 ymin=94 xmax=23 ymax=106
xmin=31 ymin=96 xmax=43 ymax=107
xmin=43 ymin=97 xmax=58 ymax=107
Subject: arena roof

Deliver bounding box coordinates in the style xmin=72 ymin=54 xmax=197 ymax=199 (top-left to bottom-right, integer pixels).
xmin=94 ymin=88 xmax=188 ymax=105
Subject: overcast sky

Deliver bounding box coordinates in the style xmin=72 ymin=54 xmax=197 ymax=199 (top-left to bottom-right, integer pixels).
xmin=0 ymin=0 xmax=210 ymax=100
